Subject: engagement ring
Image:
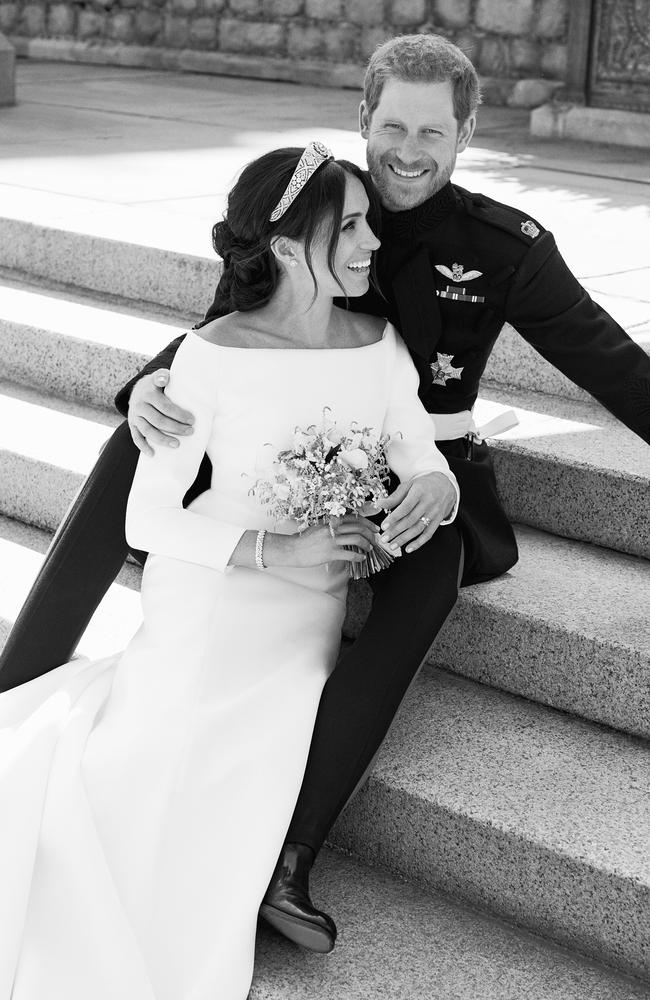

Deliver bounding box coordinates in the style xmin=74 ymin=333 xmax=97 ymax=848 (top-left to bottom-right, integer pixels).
xmin=420 ymin=516 xmax=431 ymax=527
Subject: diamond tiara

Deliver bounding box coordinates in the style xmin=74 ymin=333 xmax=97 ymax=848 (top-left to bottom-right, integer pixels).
xmin=269 ymin=141 xmax=333 ymax=223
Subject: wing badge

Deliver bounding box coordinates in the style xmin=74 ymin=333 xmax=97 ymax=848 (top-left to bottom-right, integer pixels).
xmin=434 ymin=262 xmax=485 ymax=303
xmin=435 ymin=263 xmax=482 ymax=283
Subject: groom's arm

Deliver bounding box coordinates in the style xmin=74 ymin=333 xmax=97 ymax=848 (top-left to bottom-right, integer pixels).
xmin=114 ymin=334 xmax=196 ymax=456
xmin=506 ymin=232 xmax=650 ymax=446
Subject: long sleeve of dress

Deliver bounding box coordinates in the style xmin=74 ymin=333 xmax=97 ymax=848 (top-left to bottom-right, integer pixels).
xmin=382 ymin=326 xmax=460 ymax=522
xmin=125 ymin=335 xmax=246 ymax=571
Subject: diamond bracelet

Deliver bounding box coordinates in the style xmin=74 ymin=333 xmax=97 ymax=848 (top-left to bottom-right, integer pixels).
xmin=255 ymin=529 xmax=267 ymax=571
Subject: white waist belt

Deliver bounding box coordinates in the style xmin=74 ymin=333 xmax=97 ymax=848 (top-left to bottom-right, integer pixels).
xmin=430 ymin=409 xmax=519 ymax=442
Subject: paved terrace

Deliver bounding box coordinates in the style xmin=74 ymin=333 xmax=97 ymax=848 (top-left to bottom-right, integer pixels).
xmin=0 ymin=60 xmax=649 ymax=342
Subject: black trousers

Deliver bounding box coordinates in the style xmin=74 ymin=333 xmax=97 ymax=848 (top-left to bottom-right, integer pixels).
xmin=0 ymin=422 xmax=462 ymax=857
xmin=0 ymin=422 xmax=138 ymax=692
xmin=286 ymin=521 xmax=462 ymax=853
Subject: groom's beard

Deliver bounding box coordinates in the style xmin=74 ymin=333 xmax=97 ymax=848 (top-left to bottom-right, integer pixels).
xmin=367 ymin=147 xmax=455 ymax=213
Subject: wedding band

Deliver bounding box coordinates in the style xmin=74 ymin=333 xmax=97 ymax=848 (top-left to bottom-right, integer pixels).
xmin=420 ymin=516 xmax=431 ymax=527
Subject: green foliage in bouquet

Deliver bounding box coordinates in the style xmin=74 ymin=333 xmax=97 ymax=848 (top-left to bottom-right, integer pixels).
xmin=250 ymin=409 xmax=394 ymax=578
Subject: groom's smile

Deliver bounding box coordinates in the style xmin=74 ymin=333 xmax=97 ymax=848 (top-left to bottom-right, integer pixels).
xmin=389 ymin=164 xmax=428 ymax=178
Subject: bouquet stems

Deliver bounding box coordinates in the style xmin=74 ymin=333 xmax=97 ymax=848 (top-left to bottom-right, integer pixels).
xmin=347 ymin=539 xmax=395 ymax=580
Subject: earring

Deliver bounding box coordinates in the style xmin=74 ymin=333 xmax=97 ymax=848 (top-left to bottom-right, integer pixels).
xmin=289 ymin=260 xmax=298 ymax=269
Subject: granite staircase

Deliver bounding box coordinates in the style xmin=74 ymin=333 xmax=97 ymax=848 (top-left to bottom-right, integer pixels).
xmin=0 ymin=213 xmax=649 ymax=1000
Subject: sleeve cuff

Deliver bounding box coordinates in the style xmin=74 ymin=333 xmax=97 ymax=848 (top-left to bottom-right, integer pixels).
xmin=410 ymin=470 xmax=460 ymax=527
xmin=439 ymin=474 xmax=460 ymax=526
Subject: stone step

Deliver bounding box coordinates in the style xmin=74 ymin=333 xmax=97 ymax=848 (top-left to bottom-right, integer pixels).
xmin=1 ymin=375 xmax=647 ymax=733
xmin=0 ymin=522 xmax=647 ymax=991
xmin=1 ymin=531 xmax=648 ymax=981
xmin=329 ymin=667 xmax=650 ymax=981
xmin=0 ymin=270 xmax=192 ymax=409
xmin=346 ymin=523 xmax=650 ymax=740
xmin=0 ymin=519 xmax=647 ymax=1000
xmin=1 ymin=458 xmax=648 ymax=746
xmin=1 ymin=276 xmax=648 ymax=559
xmin=0 ymin=379 xmax=119 ymax=532
xmin=252 ymin=849 xmax=650 ymax=1000
xmin=0 ymin=379 xmax=648 ymax=735
xmin=2 ymin=267 xmax=649 ymax=410
xmin=2 ymin=214 xmax=649 ymax=407
xmin=2 ymin=538 xmax=649 ymax=988
xmin=0 ymin=515 xmax=142 ymax=657
xmin=0 ymin=214 xmax=217 ymax=315
xmin=484 ymin=319 xmax=650 ymax=401
xmin=474 ymin=388 xmax=650 ymax=559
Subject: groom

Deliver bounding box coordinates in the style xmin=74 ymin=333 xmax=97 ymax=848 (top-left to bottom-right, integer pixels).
xmin=2 ymin=35 xmax=649 ymax=952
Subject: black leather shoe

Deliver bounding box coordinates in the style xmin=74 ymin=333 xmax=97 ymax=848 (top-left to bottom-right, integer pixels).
xmin=259 ymin=843 xmax=337 ymax=953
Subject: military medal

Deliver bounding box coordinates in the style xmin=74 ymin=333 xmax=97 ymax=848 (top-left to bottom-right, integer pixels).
xmin=434 ymin=262 xmax=485 ymax=303
xmin=430 ymin=353 xmax=464 ymax=386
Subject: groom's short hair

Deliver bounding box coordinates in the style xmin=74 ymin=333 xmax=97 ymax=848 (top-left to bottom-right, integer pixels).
xmin=363 ymin=34 xmax=481 ymax=124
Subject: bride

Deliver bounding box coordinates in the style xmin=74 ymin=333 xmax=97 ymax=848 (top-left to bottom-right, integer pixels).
xmin=0 ymin=142 xmax=458 ymax=999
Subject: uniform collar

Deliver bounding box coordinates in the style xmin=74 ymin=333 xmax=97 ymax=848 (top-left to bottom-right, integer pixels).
xmin=381 ymin=182 xmax=457 ymax=244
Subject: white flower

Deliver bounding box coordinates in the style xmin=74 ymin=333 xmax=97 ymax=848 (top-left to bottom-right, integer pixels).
xmin=324 ymin=500 xmax=346 ymax=517
xmin=273 ymin=482 xmax=291 ymax=500
xmin=338 ymin=448 xmax=369 ymax=471
xmin=323 ymin=427 xmax=343 ymax=447
xmin=294 ymin=430 xmax=317 ymax=451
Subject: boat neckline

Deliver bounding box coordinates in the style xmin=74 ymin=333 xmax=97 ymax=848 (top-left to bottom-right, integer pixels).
xmin=188 ymin=320 xmax=390 ymax=352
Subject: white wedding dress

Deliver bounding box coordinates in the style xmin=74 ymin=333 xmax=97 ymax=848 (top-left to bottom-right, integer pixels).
xmin=0 ymin=322 xmax=456 ymax=1000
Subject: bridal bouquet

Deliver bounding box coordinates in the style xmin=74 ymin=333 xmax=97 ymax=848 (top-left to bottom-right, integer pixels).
xmin=251 ymin=410 xmax=394 ymax=579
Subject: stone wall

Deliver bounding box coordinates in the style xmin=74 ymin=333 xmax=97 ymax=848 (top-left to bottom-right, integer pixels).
xmin=1 ymin=0 xmax=569 ymax=105
xmin=0 ymin=30 xmax=15 ymax=104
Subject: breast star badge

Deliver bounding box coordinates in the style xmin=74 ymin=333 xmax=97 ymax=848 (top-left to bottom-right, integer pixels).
xmin=430 ymin=353 xmax=464 ymax=387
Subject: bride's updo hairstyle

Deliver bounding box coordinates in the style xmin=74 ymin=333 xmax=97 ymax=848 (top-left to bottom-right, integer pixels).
xmin=208 ymin=146 xmax=378 ymax=317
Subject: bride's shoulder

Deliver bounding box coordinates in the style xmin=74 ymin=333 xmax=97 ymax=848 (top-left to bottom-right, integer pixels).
xmin=194 ymin=315 xmax=244 ymax=349
xmin=342 ymin=311 xmax=389 ymax=347
xmin=195 ymin=314 xmax=285 ymax=350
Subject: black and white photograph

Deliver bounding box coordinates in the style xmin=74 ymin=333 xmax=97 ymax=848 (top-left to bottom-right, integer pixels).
xmin=0 ymin=1 xmax=649 ymax=997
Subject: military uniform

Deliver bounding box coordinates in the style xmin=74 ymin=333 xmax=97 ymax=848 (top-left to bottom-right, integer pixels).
xmin=348 ymin=181 xmax=650 ymax=582
xmin=1 ymin=181 xmax=648 ymax=865
xmin=370 ymin=181 xmax=650 ymax=430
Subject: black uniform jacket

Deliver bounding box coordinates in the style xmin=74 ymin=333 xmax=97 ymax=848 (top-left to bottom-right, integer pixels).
xmin=116 ymin=182 xmax=650 ymax=584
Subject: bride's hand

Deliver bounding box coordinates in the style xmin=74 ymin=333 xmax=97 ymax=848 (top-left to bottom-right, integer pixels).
xmin=271 ymin=515 xmax=381 ymax=568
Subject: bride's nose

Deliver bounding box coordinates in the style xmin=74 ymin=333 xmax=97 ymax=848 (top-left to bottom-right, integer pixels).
xmin=362 ymin=222 xmax=381 ymax=252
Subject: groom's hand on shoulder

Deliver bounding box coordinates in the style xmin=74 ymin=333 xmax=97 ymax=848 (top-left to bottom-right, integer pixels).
xmin=128 ymin=369 xmax=195 ymax=457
